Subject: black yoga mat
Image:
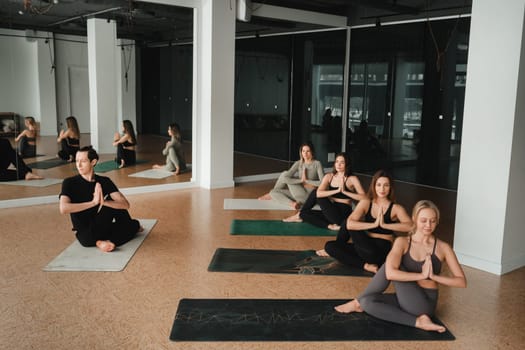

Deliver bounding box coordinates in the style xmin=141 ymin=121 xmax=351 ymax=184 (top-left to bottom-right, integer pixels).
xmin=208 ymin=248 xmax=373 ymax=277
xmin=27 ymin=158 xmax=70 ymax=169
xmin=170 ymin=298 xmax=455 ymax=342
xmin=230 ymin=219 xmax=335 ymax=236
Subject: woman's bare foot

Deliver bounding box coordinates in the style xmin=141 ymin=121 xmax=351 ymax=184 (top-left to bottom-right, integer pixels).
xmin=316 ymin=249 xmax=329 ymax=257
xmin=334 ymin=299 xmax=363 ymax=314
xmin=174 ymin=167 xmax=180 ymax=175
xmin=415 ymin=314 xmax=446 ymax=333
xmin=96 ymin=240 xmax=115 ymax=252
xmin=258 ymin=193 xmax=272 ymax=200
xmin=291 ymin=201 xmax=301 ymax=210
xmin=119 ymin=160 xmax=125 ymax=169
xmin=25 ymin=172 xmax=43 ymax=180
xmin=152 ymin=164 xmax=162 ymax=169
xmin=364 ymin=263 xmax=379 ymax=274
xmin=327 ymin=224 xmax=340 ymax=231
xmin=283 ymin=212 xmax=302 ymax=223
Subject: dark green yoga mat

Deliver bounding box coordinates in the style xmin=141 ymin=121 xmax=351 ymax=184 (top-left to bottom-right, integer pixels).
xmin=169 ymin=298 xmax=455 ymax=341
xmin=94 ymin=159 xmax=148 ymax=173
xmin=208 ymin=248 xmax=373 ymax=276
xmin=230 ymin=219 xmax=335 ymax=236
xmin=27 ymin=158 xmax=70 ymax=169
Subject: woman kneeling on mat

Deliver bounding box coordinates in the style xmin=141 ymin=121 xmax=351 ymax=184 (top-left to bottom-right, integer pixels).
xmin=335 ymin=200 xmax=466 ymax=333
xmin=317 ymin=170 xmax=412 ymax=273
xmin=59 ymin=146 xmax=143 ymax=253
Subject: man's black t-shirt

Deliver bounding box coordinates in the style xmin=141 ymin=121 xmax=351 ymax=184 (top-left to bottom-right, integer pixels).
xmin=59 ymin=174 xmax=118 ymax=231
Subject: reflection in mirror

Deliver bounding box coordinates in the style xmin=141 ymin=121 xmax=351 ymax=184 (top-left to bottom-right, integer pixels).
xmin=0 ymin=4 xmax=193 ymax=203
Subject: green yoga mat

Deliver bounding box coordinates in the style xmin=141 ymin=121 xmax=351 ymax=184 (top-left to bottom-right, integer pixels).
xmin=170 ymin=298 xmax=455 ymax=341
xmin=230 ymin=219 xmax=335 ymax=236
xmin=94 ymin=159 xmax=148 ymax=173
xmin=208 ymin=248 xmax=373 ymax=276
xmin=27 ymin=158 xmax=70 ymax=169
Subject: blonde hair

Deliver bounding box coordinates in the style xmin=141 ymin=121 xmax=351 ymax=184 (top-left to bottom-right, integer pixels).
xmin=409 ymin=200 xmax=440 ymax=234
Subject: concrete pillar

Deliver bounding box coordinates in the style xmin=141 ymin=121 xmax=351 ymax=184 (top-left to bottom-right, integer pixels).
xmin=455 ymin=0 xmax=525 ymax=274
xmin=87 ymin=18 xmax=119 ymax=153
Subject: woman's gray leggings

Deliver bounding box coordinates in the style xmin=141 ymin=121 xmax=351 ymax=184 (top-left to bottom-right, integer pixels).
xmin=357 ymin=264 xmax=438 ymax=327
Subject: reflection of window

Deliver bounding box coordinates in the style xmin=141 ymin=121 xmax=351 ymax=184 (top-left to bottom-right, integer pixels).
xmin=312 ymin=64 xmax=343 ymax=126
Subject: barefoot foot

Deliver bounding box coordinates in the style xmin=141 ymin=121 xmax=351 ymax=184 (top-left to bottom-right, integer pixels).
xmin=152 ymin=164 xmax=162 ymax=169
xmin=415 ymin=314 xmax=446 ymax=333
xmin=364 ymin=263 xmax=379 ymax=274
xmin=316 ymin=249 xmax=330 ymax=257
xmin=283 ymin=212 xmax=302 ymax=223
xmin=25 ymin=172 xmax=43 ymax=180
xmin=334 ymin=299 xmax=363 ymax=314
xmin=96 ymin=240 xmax=115 ymax=252
xmin=327 ymin=224 xmax=341 ymax=231
xmin=258 ymin=193 xmax=272 ymax=200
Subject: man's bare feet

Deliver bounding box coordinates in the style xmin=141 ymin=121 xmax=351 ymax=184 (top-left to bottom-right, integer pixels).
xmin=363 ymin=263 xmax=379 ymax=274
xmin=138 ymin=226 xmax=145 ymax=233
xmin=316 ymin=249 xmax=329 ymax=257
xmin=415 ymin=314 xmax=446 ymax=333
xmin=258 ymin=193 xmax=272 ymax=200
xmin=334 ymin=299 xmax=363 ymax=314
xmin=25 ymin=172 xmax=43 ymax=180
xmin=327 ymin=224 xmax=340 ymax=231
xmin=283 ymin=212 xmax=302 ymax=222
xmin=96 ymin=240 xmax=115 ymax=252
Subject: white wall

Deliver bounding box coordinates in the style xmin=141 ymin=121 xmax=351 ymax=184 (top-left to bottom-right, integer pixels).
xmin=0 ymin=29 xmax=43 ymax=129
xmin=116 ymin=39 xmax=136 ymax=131
xmin=454 ymin=0 xmax=525 ymax=274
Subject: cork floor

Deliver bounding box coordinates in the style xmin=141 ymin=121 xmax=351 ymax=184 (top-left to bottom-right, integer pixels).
xmin=1 ymin=136 xmax=524 ymax=349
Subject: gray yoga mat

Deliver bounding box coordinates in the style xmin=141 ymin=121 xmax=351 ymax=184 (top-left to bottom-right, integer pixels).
xmin=43 ymin=219 xmax=156 ymax=272
xmin=0 ymin=178 xmax=62 ymax=187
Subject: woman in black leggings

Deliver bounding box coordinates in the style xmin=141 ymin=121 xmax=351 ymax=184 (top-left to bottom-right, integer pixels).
xmin=0 ymin=138 xmax=42 ymax=181
xmin=317 ymin=170 xmax=412 ymax=273
xmin=334 ymin=200 xmax=467 ymax=333
xmin=283 ymin=152 xmax=366 ymax=231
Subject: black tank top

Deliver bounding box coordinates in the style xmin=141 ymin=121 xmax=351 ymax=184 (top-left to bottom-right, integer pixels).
xmin=402 ymin=237 xmax=442 ymax=274
xmin=364 ymin=201 xmax=395 ymax=235
xmin=328 ymin=174 xmax=351 ymax=199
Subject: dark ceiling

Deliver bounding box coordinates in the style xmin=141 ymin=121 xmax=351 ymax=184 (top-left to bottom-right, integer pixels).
xmin=0 ymin=0 xmax=471 ymax=45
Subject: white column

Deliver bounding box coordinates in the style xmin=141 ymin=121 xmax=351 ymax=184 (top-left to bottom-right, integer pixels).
xmin=87 ymin=18 xmax=119 ymax=153
xmin=455 ymin=0 xmax=525 ymax=274
xmin=35 ymin=32 xmax=58 ymax=136
xmin=194 ymin=0 xmax=236 ymax=188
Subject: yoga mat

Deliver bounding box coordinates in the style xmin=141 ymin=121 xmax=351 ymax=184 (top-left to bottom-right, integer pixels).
xmin=170 ymin=298 xmax=455 ymax=341
xmin=27 ymin=158 xmax=69 ymax=169
xmin=43 ymin=219 xmax=156 ymax=272
xmin=0 ymin=178 xmax=62 ymax=187
xmin=128 ymin=164 xmax=192 ymax=179
xmin=224 ymin=198 xmax=320 ymax=211
xmin=128 ymin=169 xmax=175 ymax=179
xmin=94 ymin=159 xmax=148 ymax=173
xmin=208 ymin=248 xmax=373 ymax=276
xmin=230 ymin=219 xmax=335 ymax=236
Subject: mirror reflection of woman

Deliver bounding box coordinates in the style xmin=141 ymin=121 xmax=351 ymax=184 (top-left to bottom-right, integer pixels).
xmin=57 ymin=116 xmax=80 ymax=162
xmin=334 ymin=200 xmax=467 ymax=334
xmin=152 ymin=123 xmax=187 ymax=175
xmin=113 ymin=120 xmax=137 ymax=168
xmin=15 ymin=116 xmax=37 ymax=158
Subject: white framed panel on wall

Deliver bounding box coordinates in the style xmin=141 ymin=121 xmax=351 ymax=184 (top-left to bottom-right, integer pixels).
xmin=67 ymin=65 xmax=90 ymax=133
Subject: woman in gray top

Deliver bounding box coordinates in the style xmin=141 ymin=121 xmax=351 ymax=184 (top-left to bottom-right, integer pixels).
xmin=153 ymin=123 xmax=187 ymax=175
xmin=258 ymin=142 xmax=324 ymax=209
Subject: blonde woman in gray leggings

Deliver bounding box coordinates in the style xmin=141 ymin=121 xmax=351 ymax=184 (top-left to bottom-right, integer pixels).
xmin=258 ymin=142 xmax=324 ymax=209
xmin=334 ymin=200 xmax=467 ymax=333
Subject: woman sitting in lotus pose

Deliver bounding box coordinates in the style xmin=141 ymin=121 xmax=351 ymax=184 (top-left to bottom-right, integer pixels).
xmin=334 ymin=200 xmax=467 ymax=333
